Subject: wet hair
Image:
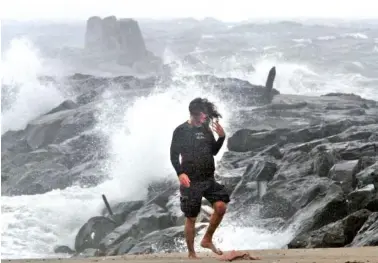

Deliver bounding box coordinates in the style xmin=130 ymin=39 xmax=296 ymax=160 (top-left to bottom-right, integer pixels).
xmin=188 ymin=97 xmax=222 ymax=120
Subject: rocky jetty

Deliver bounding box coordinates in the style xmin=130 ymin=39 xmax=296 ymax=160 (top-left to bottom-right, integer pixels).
xmin=2 ymin=67 xmax=377 ymax=257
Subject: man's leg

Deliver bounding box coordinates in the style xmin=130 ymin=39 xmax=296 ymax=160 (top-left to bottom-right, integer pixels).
xmin=201 ymin=180 xmax=230 ymax=255
xmin=200 ymin=201 xmax=227 ymax=254
xmin=180 ymin=184 xmax=203 ymax=259
xmin=184 ymin=217 xmax=198 ymax=258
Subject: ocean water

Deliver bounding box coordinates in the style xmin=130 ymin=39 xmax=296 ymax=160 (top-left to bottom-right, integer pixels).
xmin=1 ymin=19 xmax=378 ymax=259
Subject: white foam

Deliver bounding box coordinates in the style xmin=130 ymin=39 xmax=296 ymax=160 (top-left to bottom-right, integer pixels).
xmin=1 ymin=38 xmax=65 ymax=134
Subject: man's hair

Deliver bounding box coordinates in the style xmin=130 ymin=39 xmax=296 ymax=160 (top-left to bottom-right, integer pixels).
xmin=188 ymin=97 xmax=222 ymax=120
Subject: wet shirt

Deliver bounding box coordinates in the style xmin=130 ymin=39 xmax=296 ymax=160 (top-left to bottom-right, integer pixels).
xmin=170 ymin=121 xmax=225 ymax=181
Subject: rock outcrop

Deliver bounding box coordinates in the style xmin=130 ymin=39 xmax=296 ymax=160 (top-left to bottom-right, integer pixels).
xmin=84 ymin=16 xmax=161 ymax=69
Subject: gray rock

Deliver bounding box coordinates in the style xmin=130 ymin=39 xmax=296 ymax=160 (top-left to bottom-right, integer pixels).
xmin=99 ymin=203 xmax=176 ymax=253
xmin=329 ymin=160 xmax=360 ymax=193
xmin=284 ymin=182 xmax=348 ymax=236
xmin=348 ymin=212 xmax=378 ymax=246
xmin=347 ymin=184 xmax=377 ymax=213
xmin=288 ymin=209 xmax=371 ymax=248
xmin=54 ymin=245 xmax=75 ymax=254
xmin=127 ymin=224 xmax=207 ymax=255
xmin=74 ymin=216 xmax=117 ymax=253
xmin=45 ymin=100 xmax=78 ymax=115
xmin=356 ymin=161 xmax=378 ymax=188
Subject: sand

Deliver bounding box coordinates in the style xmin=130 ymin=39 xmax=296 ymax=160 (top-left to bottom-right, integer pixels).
xmin=3 ymin=247 xmax=378 ymax=263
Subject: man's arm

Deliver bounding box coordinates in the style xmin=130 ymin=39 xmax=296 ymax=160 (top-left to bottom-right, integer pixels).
xmin=210 ymin=130 xmax=225 ymax=156
xmin=170 ymin=127 xmax=184 ymax=176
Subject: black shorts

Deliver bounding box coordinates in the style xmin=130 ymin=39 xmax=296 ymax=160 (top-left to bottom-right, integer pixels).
xmin=179 ymin=179 xmax=230 ymax=218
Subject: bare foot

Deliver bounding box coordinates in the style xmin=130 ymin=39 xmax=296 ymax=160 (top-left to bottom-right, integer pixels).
xmin=200 ymin=239 xmax=223 ymax=255
xmin=188 ymin=252 xmax=201 ymax=259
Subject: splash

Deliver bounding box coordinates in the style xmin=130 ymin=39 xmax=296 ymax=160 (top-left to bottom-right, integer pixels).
xmin=1 ymin=38 xmax=65 ymax=134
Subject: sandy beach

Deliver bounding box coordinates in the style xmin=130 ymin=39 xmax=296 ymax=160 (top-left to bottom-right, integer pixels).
xmin=3 ymin=247 xmax=377 ymax=263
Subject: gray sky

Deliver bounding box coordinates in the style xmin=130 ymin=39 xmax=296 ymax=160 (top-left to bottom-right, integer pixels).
xmin=1 ymin=0 xmax=377 ymax=22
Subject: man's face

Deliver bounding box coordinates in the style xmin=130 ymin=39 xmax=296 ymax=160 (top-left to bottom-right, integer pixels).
xmin=193 ymin=112 xmax=208 ymax=126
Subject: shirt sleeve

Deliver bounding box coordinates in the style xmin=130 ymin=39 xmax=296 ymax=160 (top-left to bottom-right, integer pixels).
xmin=209 ymin=128 xmax=225 ymax=155
xmin=170 ymin=127 xmax=184 ymax=176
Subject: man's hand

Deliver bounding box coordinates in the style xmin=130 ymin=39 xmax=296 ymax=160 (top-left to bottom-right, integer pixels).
xmin=178 ymin=173 xmax=191 ymax=187
xmin=212 ymin=121 xmax=225 ymax=137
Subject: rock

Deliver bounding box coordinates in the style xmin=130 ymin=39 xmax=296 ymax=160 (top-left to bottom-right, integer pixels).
xmin=101 ymin=200 xmax=145 ymax=225
xmin=263 ymin=66 xmax=276 ymax=103
xmin=45 ymin=100 xmax=78 ymax=115
xmin=356 ymin=161 xmax=378 ymax=188
xmin=329 ymin=160 xmax=360 ymax=193
xmin=84 ymin=16 xmax=103 ymax=51
xmin=348 ymin=212 xmax=378 ymax=246
xmin=74 ymin=216 xmax=117 ymax=253
xmin=228 ymin=120 xmax=364 ymax=153
xmin=260 ymin=177 xmax=344 ymax=220
xmin=73 ymin=248 xmax=100 ymax=258
xmin=347 ymin=184 xmax=377 ymax=213
xmin=98 ymin=203 xmax=176 ymax=253
xmin=84 ymin=16 xmax=152 ymax=66
xmin=127 ymin=224 xmax=207 ymax=255
xmin=313 ymin=149 xmax=339 ymax=177
xmin=284 ymin=182 xmax=348 ymax=236
xmin=288 ymin=209 xmax=371 ymax=248
xmin=227 ymin=159 xmax=277 ymax=215
xmin=54 ymin=245 xmax=75 ymax=254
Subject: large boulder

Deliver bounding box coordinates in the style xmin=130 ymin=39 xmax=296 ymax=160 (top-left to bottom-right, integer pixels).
xmin=288 ymin=209 xmax=371 ymax=248
xmin=348 ymin=212 xmax=378 ymax=246
xmin=75 ymin=216 xmax=118 ymax=253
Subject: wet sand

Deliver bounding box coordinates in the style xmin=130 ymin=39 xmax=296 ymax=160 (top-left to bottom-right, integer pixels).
xmin=3 ymin=247 xmax=378 ymax=263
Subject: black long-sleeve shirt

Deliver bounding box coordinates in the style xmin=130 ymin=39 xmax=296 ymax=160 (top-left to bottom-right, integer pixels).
xmin=170 ymin=121 xmax=225 ymax=181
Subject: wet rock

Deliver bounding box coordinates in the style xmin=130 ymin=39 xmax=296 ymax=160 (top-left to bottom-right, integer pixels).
xmin=329 ymin=160 xmax=360 ymax=193
xmin=313 ymin=149 xmax=339 ymax=177
xmin=284 ymin=182 xmax=348 ymax=236
xmin=45 ymin=100 xmax=78 ymax=115
xmin=127 ymin=224 xmax=207 ymax=255
xmin=54 ymin=245 xmax=75 ymax=254
xmin=260 ymin=177 xmax=343 ymax=220
xmin=288 ymin=209 xmax=371 ymax=248
xmin=347 ymin=184 xmax=377 ymax=213
xmin=72 ymin=248 xmax=100 ymax=258
xmin=101 ymin=200 xmax=145 ymax=225
xmin=99 ymin=203 xmax=176 ymax=253
xmin=348 ymin=212 xmax=378 ymax=246
xmin=355 ymin=161 xmax=378 ymax=188
xmin=227 ymin=159 xmax=277 ymax=214
xmin=74 ymin=216 xmax=117 ymax=253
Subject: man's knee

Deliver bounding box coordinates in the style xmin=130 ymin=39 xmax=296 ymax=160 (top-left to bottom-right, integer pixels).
xmin=213 ymin=201 xmax=227 ymax=216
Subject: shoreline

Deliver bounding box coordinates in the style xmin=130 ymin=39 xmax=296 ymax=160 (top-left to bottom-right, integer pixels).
xmin=3 ymin=247 xmax=378 ymax=263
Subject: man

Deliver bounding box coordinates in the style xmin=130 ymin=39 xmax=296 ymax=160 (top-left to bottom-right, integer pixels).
xmin=170 ymin=97 xmax=230 ymax=259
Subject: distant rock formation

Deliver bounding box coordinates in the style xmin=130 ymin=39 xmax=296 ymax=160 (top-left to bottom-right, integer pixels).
xmin=84 ymin=16 xmax=160 ymax=69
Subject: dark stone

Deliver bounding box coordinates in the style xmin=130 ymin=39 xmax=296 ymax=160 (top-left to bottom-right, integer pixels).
xmin=127 ymin=224 xmax=207 ymax=255
xmin=227 ymin=159 xmax=277 ymax=214
xmin=54 ymin=245 xmax=75 ymax=254
xmin=288 ymin=209 xmax=371 ymax=248
xmin=348 ymin=212 xmax=378 ymax=246
xmin=329 ymin=160 xmax=360 ymax=193
xmin=284 ymin=183 xmax=348 ymax=236
xmin=355 ymin=161 xmax=378 ymax=188
xmin=347 ymin=185 xmax=377 ymax=213
xmin=74 ymin=216 xmax=117 ymax=253
xmin=99 ymin=203 xmax=176 ymax=253
xmin=45 ymin=100 xmax=78 ymax=115
xmin=101 ymin=200 xmax=145 ymax=225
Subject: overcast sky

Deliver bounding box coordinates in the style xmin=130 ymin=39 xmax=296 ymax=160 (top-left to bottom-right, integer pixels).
xmin=1 ymin=0 xmax=377 ymax=22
